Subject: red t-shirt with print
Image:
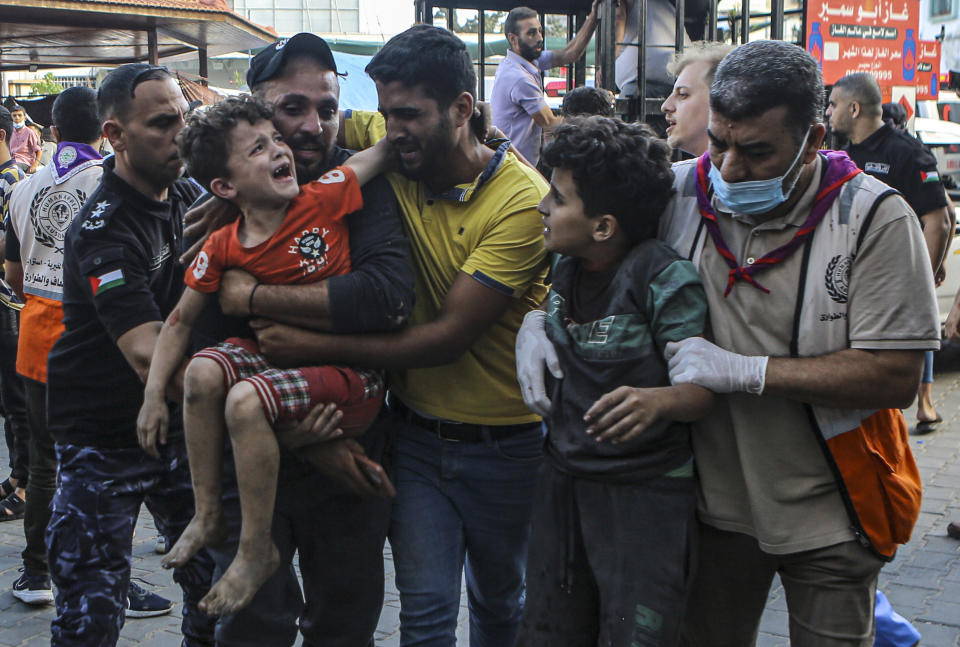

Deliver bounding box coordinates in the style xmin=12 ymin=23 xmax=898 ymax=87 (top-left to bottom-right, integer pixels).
xmin=186 ymin=166 xmax=362 ymax=292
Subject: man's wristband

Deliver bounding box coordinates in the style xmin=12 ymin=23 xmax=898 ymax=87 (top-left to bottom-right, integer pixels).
xmin=248 ymin=283 xmax=260 ymax=316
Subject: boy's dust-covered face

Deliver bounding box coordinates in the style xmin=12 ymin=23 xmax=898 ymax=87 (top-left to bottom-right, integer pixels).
xmin=219 ymin=118 xmax=299 ymax=206
xmin=538 ymin=167 xmax=598 ymax=256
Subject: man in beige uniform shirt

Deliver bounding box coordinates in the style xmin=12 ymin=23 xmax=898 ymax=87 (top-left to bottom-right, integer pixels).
xmin=517 ymin=40 xmax=938 ymax=646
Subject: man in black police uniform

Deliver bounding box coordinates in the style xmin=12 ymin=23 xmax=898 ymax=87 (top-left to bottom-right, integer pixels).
xmin=45 ymin=64 xmax=215 ymax=647
xmin=184 ymin=33 xmax=414 ymax=646
xmin=827 ymin=72 xmax=953 ymax=433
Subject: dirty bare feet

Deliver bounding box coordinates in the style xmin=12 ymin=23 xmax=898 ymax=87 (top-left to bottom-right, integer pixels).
xmin=162 ymin=512 xmax=227 ymax=569
xmin=198 ymin=537 xmax=280 ymax=616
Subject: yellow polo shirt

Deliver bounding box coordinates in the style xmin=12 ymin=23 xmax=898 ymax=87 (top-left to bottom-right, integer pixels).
xmin=344 ymin=110 xmax=548 ymax=424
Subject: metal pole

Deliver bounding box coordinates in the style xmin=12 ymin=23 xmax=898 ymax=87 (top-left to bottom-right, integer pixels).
xmin=567 ymin=14 xmax=575 ymax=92
xmin=740 ymin=0 xmax=749 ymax=43
xmin=708 ymin=0 xmax=718 ymax=41
xmin=539 ymin=8 xmax=546 ymax=92
xmin=575 ymin=10 xmax=586 ymax=88
xmin=447 ymin=6 xmax=455 ymax=32
xmin=479 ymin=9 xmax=486 ymax=100
xmin=600 ymin=0 xmax=617 ymax=94
xmin=675 ymin=0 xmax=686 ymax=54
xmin=148 ymin=23 xmax=159 ymax=65
xmin=771 ymin=0 xmax=784 ymax=40
xmin=638 ymin=0 xmax=648 ymax=119
xmin=198 ymin=46 xmax=208 ymax=86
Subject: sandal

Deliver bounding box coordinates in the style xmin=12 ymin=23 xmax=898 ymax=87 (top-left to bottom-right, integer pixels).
xmin=0 ymin=491 xmax=25 ymax=521
xmin=914 ymin=416 xmax=943 ymax=435
xmin=0 ymin=478 xmax=14 ymax=499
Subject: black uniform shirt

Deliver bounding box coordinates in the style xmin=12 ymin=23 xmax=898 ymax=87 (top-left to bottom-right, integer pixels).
xmin=47 ymin=156 xmax=200 ymax=448
xmin=845 ymin=123 xmax=948 ymax=218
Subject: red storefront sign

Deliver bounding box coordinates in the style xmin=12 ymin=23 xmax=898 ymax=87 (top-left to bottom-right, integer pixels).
xmin=806 ymin=0 xmax=920 ymax=86
xmin=916 ymin=40 xmax=941 ymax=100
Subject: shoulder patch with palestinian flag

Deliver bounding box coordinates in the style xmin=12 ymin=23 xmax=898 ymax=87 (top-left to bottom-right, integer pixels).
xmin=89 ymin=268 xmax=126 ymax=295
xmin=921 ymin=170 xmax=940 ymax=184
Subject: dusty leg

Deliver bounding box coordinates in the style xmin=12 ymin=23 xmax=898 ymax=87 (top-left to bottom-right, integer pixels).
xmin=917 ymin=382 xmax=939 ymax=423
xmin=162 ymin=357 xmax=229 ymax=569
xmin=199 ymin=380 xmax=280 ymax=616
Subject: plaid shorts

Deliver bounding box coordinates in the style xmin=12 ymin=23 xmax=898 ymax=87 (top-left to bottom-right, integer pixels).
xmin=192 ymin=337 xmax=384 ymax=432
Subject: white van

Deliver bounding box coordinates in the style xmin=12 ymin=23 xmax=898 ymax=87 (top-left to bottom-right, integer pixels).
xmin=917 ymin=98 xmax=960 ymax=188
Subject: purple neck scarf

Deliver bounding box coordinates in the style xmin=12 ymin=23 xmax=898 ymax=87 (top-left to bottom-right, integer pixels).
xmin=52 ymin=142 xmax=102 ymax=183
xmin=695 ymin=150 xmax=862 ymax=297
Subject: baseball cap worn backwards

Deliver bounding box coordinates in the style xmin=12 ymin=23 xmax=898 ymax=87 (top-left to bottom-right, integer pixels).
xmin=247 ymin=33 xmax=339 ymax=88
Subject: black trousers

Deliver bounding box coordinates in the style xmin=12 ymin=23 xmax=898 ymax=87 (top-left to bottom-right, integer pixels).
xmin=0 ymin=307 xmax=28 ymax=485
xmin=517 ymin=461 xmax=698 ymax=647
xmin=22 ymin=378 xmax=56 ymax=575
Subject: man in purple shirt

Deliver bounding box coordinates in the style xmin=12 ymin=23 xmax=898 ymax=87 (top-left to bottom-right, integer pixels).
xmin=491 ymin=3 xmax=598 ymax=165
xmin=9 ymin=106 xmax=41 ymax=174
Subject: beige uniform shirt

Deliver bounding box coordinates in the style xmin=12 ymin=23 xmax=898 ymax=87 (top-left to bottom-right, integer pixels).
xmin=663 ymin=159 xmax=939 ymax=554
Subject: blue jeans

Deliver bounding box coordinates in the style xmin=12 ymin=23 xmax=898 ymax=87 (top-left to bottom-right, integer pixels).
xmin=387 ymin=410 xmax=543 ymax=647
xmin=921 ymin=350 xmax=934 ymax=384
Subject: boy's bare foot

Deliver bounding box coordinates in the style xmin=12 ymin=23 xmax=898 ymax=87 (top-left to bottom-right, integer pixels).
xmin=198 ymin=539 xmax=280 ymax=616
xmin=162 ymin=512 xmax=227 ymax=569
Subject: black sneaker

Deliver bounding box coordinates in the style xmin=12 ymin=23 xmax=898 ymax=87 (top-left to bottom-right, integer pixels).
xmin=11 ymin=572 xmax=54 ymax=605
xmin=126 ymin=580 xmax=173 ymax=618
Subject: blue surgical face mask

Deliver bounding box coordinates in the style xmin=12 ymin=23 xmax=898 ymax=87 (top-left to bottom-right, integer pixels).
xmin=11 ymin=121 xmax=24 ymax=130
xmin=708 ymin=127 xmax=812 ymax=215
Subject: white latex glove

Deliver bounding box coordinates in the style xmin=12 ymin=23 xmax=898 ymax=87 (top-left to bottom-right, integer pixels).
xmin=515 ymin=310 xmax=564 ymax=416
xmin=664 ymin=337 xmax=768 ymax=395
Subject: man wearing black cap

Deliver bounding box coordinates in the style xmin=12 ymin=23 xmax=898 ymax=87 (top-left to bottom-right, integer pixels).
xmin=242 ymin=26 xmax=550 ymax=647
xmin=185 ymin=33 xmax=414 ymax=647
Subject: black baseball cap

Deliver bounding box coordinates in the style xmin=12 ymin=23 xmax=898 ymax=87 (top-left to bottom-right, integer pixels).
xmin=247 ymin=33 xmax=339 ymax=89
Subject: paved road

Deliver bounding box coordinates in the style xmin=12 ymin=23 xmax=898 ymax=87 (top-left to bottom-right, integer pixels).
xmin=2 ymin=363 xmax=960 ymax=645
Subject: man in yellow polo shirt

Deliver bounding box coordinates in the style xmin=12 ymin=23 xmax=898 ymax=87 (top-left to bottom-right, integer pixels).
xmin=241 ymin=24 xmax=549 ymax=647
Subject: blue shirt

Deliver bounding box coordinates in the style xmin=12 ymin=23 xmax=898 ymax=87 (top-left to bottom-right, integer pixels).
xmin=491 ymin=49 xmax=554 ymax=165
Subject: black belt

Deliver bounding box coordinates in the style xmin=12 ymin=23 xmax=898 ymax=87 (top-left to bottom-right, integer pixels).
xmin=390 ymin=399 xmax=537 ymax=443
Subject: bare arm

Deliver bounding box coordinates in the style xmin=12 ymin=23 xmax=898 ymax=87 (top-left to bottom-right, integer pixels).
xmin=250 ymin=271 xmax=515 ymax=369
xmin=28 ymin=146 xmax=41 ymax=173
xmin=135 ymin=288 xmax=208 ymax=457
xmin=763 ymin=348 xmax=923 ymax=410
xmin=342 ymin=137 xmax=391 ymax=185
xmin=142 ymin=287 xmax=208 ymax=400
xmin=531 ymin=105 xmax=562 ymax=131
xmin=117 ymin=321 xmax=164 ymax=384
xmin=3 ymin=260 xmax=23 ymax=299
xmin=920 ymin=205 xmax=952 ymax=274
xmin=945 ymin=287 xmax=960 ymax=341
xmin=551 ymin=0 xmax=600 ymax=66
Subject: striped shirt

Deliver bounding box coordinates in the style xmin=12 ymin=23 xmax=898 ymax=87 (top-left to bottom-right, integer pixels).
xmin=0 ymin=158 xmax=25 ymax=227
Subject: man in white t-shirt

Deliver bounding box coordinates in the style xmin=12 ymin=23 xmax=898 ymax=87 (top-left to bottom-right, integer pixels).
xmin=615 ymin=0 xmax=690 ymax=98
